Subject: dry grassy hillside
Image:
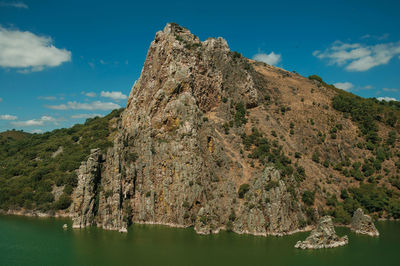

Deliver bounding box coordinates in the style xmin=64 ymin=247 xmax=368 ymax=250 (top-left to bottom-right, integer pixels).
xmin=207 ymin=58 xmax=400 ymax=223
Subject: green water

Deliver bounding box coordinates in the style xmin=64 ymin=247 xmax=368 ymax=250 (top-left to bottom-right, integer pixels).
xmin=0 ymin=215 xmax=399 ymax=266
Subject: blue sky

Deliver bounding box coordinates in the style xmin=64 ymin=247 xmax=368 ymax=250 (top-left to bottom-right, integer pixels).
xmin=0 ymin=0 xmax=399 ymax=133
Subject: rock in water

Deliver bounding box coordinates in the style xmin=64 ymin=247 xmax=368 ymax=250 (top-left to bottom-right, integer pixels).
xmin=119 ymin=227 xmax=128 ymax=233
xmin=350 ymin=208 xmax=379 ymax=237
xmin=295 ymin=216 xmax=348 ymax=249
xmin=62 ymin=224 xmax=68 ymax=230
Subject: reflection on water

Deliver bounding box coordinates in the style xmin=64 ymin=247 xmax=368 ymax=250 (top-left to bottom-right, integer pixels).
xmin=0 ymin=215 xmax=399 ymax=266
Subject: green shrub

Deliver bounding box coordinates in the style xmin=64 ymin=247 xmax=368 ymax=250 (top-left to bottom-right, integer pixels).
xmin=264 ymin=181 xmax=279 ymax=191
xmin=63 ymin=184 xmax=73 ymax=195
xmin=238 ymin=184 xmax=250 ymax=198
xmin=390 ymin=176 xmax=400 ymax=190
xmin=302 ymin=190 xmax=315 ymax=206
xmin=234 ymin=102 xmax=247 ymax=126
xmin=340 ymin=189 xmax=349 ymax=200
xmin=312 ymin=151 xmax=320 ymax=163
xmin=389 ymin=199 xmax=400 ymax=218
xmin=333 ymin=205 xmax=351 ymax=224
xmin=308 ymin=75 xmax=323 ymax=83
xmin=54 ymin=194 xmax=72 ymax=210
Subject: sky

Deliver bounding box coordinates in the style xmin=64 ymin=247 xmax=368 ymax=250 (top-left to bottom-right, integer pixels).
xmin=0 ymin=0 xmax=399 ymax=133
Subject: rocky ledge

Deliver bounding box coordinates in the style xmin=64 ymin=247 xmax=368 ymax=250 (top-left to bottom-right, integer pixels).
xmin=350 ymin=208 xmax=379 ymax=237
xmin=295 ymin=216 xmax=348 ymax=249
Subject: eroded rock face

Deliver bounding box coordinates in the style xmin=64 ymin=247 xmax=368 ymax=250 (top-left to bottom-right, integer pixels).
xmin=71 ymin=149 xmax=102 ymax=229
xmin=295 ymin=216 xmax=348 ymax=249
xmin=231 ymin=167 xmax=306 ymax=236
xmin=70 ymin=23 xmax=307 ymax=235
xmin=351 ymin=208 xmax=379 ymax=237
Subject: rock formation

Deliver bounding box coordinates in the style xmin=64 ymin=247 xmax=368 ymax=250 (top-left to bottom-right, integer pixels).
xmin=68 ymin=23 xmax=396 ymax=238
xmin=69 ymin=23 xmax=307 ymax=235
xmin=295 ymin=216 xmax=348 ymax=249
xmin=351 ymin=208 xmax=379 ymax=237
xmin=71 ymin=148 xmax=102 ymax=228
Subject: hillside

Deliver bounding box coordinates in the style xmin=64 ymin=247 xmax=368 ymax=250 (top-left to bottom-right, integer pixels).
xmin=1 ymin=23 xmax=399 ymax=235
xmin=0 ymin=109 xmax=123 ymax=213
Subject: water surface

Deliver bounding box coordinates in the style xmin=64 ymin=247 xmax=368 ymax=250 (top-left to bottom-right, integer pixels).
xmin=0 ymin=215 xmax=399 ymax=266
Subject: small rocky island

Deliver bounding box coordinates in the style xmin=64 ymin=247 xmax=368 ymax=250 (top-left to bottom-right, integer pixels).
xmin=350 ymin=208 xmax=379 ymax=237
xmin=295 ymin=216 xmax=348 ymax=249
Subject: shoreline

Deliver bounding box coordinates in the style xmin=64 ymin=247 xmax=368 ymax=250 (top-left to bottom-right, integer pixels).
xmin=0 ymin=209 xmax=72 ymax=219
xmin=1 ymin=209 xmax=398 ymax=237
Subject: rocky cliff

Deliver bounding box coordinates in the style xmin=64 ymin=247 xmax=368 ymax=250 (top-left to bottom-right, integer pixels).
xmin=69 ymin=23 xmax=307 ymax=234
xmin=69 ymin=23 xmax=400 ymax=235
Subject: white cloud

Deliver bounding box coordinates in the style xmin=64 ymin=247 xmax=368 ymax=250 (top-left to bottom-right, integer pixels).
xmin=100 ymin=91 xmax=127 ymax=101
xmin=11 ymin=115 xmax=57 ymax=127
xmin=0 ymin=27 xmax=71 ymax=72
xmin=361 ymin=33 xmax=389 ymax=40
xmin=100 ymin=59 xmax=106 ymax=64
xmin=30 ymin=129 xmax=43 ymax=134
xmin=252 ymin=52 xmax=281 ymax=66
xmin=313 ymin=41 xmax=400 ymax=71
xmin=88 ymin=62 xmax=95 ymax=68
xmin=362 ymin=85 xmax=373 ymax=90
xmin=71 ymin=113 xmax=103 ymax=119
xmin=37 ymin=96 xmax=57 ymax=101
xmin=0 ymin=1 xmax=27 ymax=8
xmin=333 ymin=82 xmax=354 ymax=91
xmin=382 ymin=88 xmax=398 ymax=92
xmin=83 ymin=92 xmax=96 ymax=97
xmin=377 ymin=97 xmax=398 ymax=102
xmin=0 ymin=114 xmax=17 ymax=120
xmin=46 ymin=101 xmax=120 ymax=110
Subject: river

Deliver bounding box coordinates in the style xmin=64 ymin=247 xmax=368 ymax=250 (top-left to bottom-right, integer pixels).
xmin=0 ymin=215 xmax=398 ymax=266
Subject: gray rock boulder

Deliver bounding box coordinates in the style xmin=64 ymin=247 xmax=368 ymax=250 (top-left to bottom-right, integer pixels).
xmin=295 ymin=216 xmax=348 ymax=249
xmin=350 ymin=208 xmax=379 ymax=237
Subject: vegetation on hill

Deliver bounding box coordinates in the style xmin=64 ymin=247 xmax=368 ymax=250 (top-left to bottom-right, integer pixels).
xmin=308 ymin=75 xmax=400 ymax=222
xmin=0 ymin=109 xmax=123 ymax=213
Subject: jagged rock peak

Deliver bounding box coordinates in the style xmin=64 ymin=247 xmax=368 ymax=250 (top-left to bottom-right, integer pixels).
xmin=295 ymin=216 xmax=348 ymax=249
xmin=351 ymin=208 xmax=379 ymax=237
xmin=158 ymin=22 xmax=230 ymax=52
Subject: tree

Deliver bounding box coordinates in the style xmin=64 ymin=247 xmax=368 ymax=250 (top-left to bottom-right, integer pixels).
xmin=54 ymin=194 xmax=72 ymax=210
xmin=302 ymin=191 xmax=315 ymax=206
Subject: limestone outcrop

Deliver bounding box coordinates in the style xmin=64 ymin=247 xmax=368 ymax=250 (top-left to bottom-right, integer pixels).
xmin=351 ymin=208 xmax=379 ymax=237
xmin=295 ymin=216 xmax=348 ymax=249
